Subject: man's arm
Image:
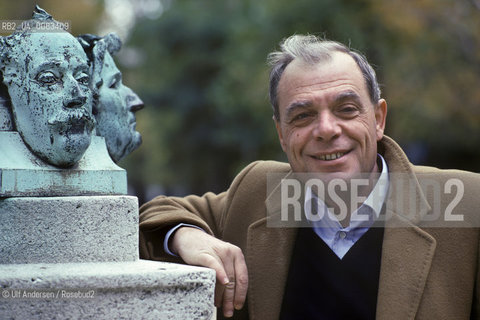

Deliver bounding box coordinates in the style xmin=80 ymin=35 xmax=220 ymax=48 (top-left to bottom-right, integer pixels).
xmin=171 ymin=227 xmax=248 ymax=318
xmin=139 ymin=191 xmax=228 ymax=261
xmin=139 ymin=161 xmax=263 ymax=318
xmin=139 ymin=192 xmax=248 ymax=318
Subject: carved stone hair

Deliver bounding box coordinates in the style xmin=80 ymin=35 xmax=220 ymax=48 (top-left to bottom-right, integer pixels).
xmin=0 ymin=5 xmax=56 ymax=130
xmin=267 ymin=34 xmax=381 ymax=121
xmin=0 ymin=5 xmax=56 ymax=84
xmin=77 ymin=33 xmax=122 ymax=112
xmin=77 ymin=33 xmax=122 ymax=88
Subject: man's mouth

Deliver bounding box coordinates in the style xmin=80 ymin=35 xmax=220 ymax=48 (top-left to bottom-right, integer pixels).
xmin=48 ymin=108 xmax=95 ymax=134
xmin=312 ymin=151 xmax=347 ymax=161
xmin=68 ymin=119 xmax=90 ymax=134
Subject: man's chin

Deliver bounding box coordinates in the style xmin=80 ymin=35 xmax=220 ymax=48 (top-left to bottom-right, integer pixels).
xmin=126 ymin=133 xmax=142 ymax=154
xmin=33 ymin=136 xmax=92 ymax=168
xmin=128 ymin=131 xmax=142 ymax=149
xmin=304 ymin=170 xmax=356 ymax=183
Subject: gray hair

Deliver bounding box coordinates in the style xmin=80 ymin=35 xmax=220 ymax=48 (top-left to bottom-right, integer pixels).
xmin=267 ymin=34 xmax=381 ymax=121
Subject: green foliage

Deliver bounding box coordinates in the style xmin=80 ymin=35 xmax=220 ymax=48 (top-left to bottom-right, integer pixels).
xmin=2 ymin=1 xmax=479 ymax=201
xmin=121 ymin=0 xmax=480 ymax=201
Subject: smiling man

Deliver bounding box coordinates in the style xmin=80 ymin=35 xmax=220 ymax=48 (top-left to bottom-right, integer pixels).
xmin=139 ymin=35 xmax=480 ymax=319
xmin=274 ymin=51 xmax=386 ymax=178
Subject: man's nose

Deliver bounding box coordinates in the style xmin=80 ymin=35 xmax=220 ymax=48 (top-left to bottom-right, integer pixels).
xmin=64 ymin=96 xmax=87 ymax=109
xmin=126 ymin=90 xmax=144 ymax=112
xmin=312 ymin=111 xmax=341 ymax=141
xmin=64 ymin=78 xmax=87 ymax=108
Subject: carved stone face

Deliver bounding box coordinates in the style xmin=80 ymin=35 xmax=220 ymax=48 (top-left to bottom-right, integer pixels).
xmin=94 ymin=51 xmax=143 ymax=163
xmin=4 ymin=31 xmax=94 ymax=167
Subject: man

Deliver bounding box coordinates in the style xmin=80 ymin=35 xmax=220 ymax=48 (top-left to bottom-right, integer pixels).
xmin=139 ymin=35 xmax=480 ymax=319
xmin=0 ymin=7 xmax=95 ymax=167
xmin=77 ymin=33 xmax=144 ymax=163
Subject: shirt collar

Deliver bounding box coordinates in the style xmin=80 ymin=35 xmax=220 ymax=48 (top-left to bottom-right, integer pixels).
xmin=363 ymin=153 xmax=389 ymax=219
xmin=304 ymin=154 xmax=389 ymax=226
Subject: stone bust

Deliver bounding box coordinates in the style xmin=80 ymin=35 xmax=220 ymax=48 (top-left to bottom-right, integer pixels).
xmin=78 ymin=33 xmax=144 ymax=163
xmin=0 ymin=7 xmax=94 ymax=167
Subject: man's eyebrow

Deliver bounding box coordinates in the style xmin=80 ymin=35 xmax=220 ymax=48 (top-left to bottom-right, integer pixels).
xmin=285 ymin=101 xmax=313 ymax=119
xmin=32 ymin=60 xmax=63 ymax=73
xmin=110 ymin=72 xmax=122 ymax=85
xmin=333 ymin=91 xmax=362 ymax=105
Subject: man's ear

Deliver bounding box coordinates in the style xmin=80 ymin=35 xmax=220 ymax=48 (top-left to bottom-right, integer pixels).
xmin=274 ymin=116 xmax=287 ymax=153
xmin=375 ymin=99 xmax=387 ymax=141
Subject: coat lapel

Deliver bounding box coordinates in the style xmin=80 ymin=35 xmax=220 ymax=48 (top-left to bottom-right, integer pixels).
xmin=376 ymin=136 xmax=437 ymax=319
xmin=375 ymin=212 xmax=437 ymax=319
xmin=246 ymin=218 xmax=297 ymax=320
xmin=245 ymin=171 xmax=298 ymax=320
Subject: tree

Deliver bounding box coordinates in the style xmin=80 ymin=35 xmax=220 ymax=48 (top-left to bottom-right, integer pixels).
xmin=120 ymin=0 xmax=480 ymax=203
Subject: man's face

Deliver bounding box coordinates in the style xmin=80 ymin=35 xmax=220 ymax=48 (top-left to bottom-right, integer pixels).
xmin=275 ymin=52 xmax=387 ymax=180
xmin=95 ymin=51 xmax=144 ymax=163
xmin=5 ymin=31 xmax=94 ymax=167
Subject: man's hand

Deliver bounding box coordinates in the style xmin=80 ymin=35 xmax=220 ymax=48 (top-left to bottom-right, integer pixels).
xmin=171 ymin=227 xmax=249 ymax=318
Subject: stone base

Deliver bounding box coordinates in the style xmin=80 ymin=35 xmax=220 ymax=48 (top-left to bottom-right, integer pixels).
xmin=0 ymin=260 xmax=215 ymax=319
xmin=0 ymin=132 xmax=127 ymax=197
xmin=0 ymin=100 xmax=13 ymax=131
xmin=0 ymin=196 xmax=139 ymax=264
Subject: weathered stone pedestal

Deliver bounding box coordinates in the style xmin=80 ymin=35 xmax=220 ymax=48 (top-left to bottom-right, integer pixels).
xmin=0 ymin=261 xmax=215 ymax=319
xmin=0 ymin=135 xmax=216 ymax=319
xmin=0 ymin=9 xmax=216 ymax=316
xmin=0 ymin=196 xmax=139 ymax=263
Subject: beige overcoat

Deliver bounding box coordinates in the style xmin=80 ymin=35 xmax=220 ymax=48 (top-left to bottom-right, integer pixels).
xmin=140 ymin=136 xmax=480 ymax=319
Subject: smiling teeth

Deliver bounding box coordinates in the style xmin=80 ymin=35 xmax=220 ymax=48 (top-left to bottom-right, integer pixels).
xmin=318 ymin=152 xmax=344 ymax=161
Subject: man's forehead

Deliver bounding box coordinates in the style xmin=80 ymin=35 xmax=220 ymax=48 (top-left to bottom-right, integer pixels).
xmin=16 ymin=32 xmax=84 ymax=56
xmin=101 ymin=51 xmax=120 ymax=74
xmin=18 ymin=34 xmax=87 ymax=68
xmin=277 ymin=52 xmax=367 ymax=104
xmin=283 ymin=52 xmax=361 ymax=82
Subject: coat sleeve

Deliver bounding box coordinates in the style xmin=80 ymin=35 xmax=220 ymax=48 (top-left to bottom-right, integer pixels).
xmin=471 ymin=232 xmax=480 ymax=318
xmin=138 ymin=161 xmax=263 ymax=263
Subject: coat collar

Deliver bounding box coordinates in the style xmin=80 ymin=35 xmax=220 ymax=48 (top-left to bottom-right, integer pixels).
xmin=376 ymin=136 xmax=437 ymax=319
xmin=246 ymin=136 xmax=436 ymax=320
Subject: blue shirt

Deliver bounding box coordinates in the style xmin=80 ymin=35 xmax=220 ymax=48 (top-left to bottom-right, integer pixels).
xmin=305 ymin=154 xmax=389 ymax=259
xmin=165 ymin=155 xmax=389 ymax=258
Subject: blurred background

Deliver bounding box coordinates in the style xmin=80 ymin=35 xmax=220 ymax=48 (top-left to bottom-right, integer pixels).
xmin=1 ymin=0 xmax=479 ymax=204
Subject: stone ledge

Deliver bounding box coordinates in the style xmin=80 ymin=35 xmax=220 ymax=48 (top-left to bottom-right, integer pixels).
xmin=0 ymin=260 xmax=216 ymax=319
xmin=0 ymin=196 xmax=139 ymax=264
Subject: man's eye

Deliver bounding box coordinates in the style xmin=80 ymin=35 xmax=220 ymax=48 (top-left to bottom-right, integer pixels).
xmin=340 ymin=104 xmax=356 ymax=111
xmin=338 ymin=105 xmax=359 ymax=115
xmin=36 ymin=71 xmax=58 ymax=85
xmin=109 ymin=79 xmax=118 ymax=89
xmin=109 ymin=76 xmax=121 ymax=89
xmin=76 ymin=73 xmax=90 ymax=85
xmin=293 ymin=113 xmax=310 ymax=121
xmin=288 ymin=112 xmax=314 ymax=125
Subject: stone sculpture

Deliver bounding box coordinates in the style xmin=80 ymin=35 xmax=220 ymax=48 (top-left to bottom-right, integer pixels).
xmin=0 ymin=6 xmax=215 ymax=319
xmin=78 ymin=33 xmax=144 ymax=163
xmin=0 ymin=89 xmax=13 ymax=131
xmin=0 ymin=7 xmax=94 ymax=167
